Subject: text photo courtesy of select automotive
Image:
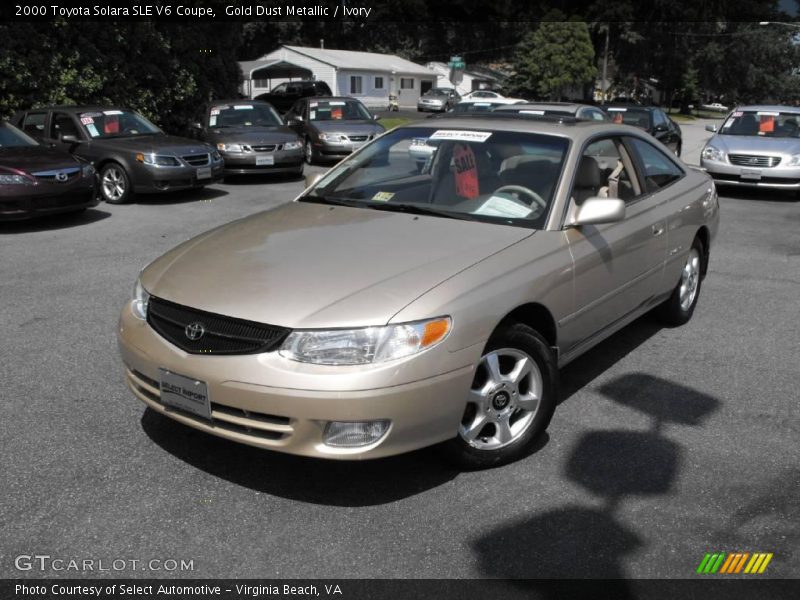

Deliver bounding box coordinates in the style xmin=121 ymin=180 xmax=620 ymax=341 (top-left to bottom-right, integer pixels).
xmin=2 ymin=10 xmax=799 ymax=588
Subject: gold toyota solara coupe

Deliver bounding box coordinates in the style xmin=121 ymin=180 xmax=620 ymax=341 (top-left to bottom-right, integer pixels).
xmin=118 ymin=113 xmax=719 ymax=468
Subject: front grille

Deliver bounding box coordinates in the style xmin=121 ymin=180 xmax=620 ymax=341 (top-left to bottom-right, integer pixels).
xmin=182 ymin=153 xmax=210 ymax=166
xmin=728 ymin=154 xmax=781 ymax=167
xmin=348 ymin=135 xmax=368 ymax=142
xmin=32 ymin=167 xmax=81 ymax=183
xmin=249 ymin=144 xmax=278 ymax=152
xmin=147 ymin=296 xmax=289 ymax=355
xmin=127 ymin=369 xmax=292 ymax=441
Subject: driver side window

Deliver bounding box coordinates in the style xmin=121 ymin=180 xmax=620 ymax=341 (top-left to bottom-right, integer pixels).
xmin=50 ymin=113 xmax=79 ymax=139
xmin=572 ymin=137 xmax=640 ymax=205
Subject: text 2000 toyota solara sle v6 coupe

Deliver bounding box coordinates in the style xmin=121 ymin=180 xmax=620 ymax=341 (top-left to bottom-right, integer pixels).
xmin=119 ymin=115 xmax=719 ymax=468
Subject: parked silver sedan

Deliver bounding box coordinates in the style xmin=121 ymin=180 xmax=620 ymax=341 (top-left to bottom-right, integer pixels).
xmin=701 ymin=105 xmax=800 ymax=189
xmin=118 ymin=116 xmax=719 ymax=468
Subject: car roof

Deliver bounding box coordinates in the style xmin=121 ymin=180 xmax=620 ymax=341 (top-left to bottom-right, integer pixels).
xmin=210 ymin=99 xmax=272 ymax=105
xmin=734 ymin=105 xmax=800 ymax=113
xmin=401 ymin=114 xmax=644 ymax=141
xmin=305 ymin=96 xmax=361 ymax=102
xmin=24 ymin=105 xmax=128 ymax=114
xmin=495 ymin=102 xmax=595 ymax=113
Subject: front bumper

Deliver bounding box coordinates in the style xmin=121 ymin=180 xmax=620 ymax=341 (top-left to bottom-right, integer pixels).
xmin=221 ymin=151 xmax=303 ymax=175
xmin=417 ymin=101 xmax=446 ymax=112
xmin=118 ymin=306 xmax=478 ymax=459
xmin=132 ymin=161 xmax=225 ymax=193
xmin=315 ymin=139 xmax=371 ymax=158
xmin=0 ymin=183 xmax=98 ymax=221
xmin=701 ymin=158 xmax=800 ymax=189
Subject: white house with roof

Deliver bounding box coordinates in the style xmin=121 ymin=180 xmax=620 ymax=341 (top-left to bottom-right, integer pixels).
xmin=240 ymin=45 xmax=439 ymax=109
xmin=425 ymin=62 xmax=508 ymax=96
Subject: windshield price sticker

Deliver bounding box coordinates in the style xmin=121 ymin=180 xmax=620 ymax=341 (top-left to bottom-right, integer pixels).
xmin=732 ymin=111 xmax=743 ymax=117
xmin=210 ymin=108 xmax=223 ymax=115
xmin=80 ymin=117 xmax=94 ymax=125
xmin=429 ymin=130 xmax=493 ymax=143
xmin=85 ymin=124 xmax=100 ymax=137
xmin=520 ymin=110 xmax=545 ymax=115
xmin=234 ymin=105 xmax=253 ymax=110
xmin=103 ymin=110 xmax=123 ymax=115
xmin=372 ymin=191 xmax=395 ymax=202
xmin=757 ymin=111 xmax=779 ymax=116
xmin=608 ymin=107 xmax=627 ymax=112
xmin=454 ymin=143 xmax=480 ymax=199
xmin=328 ymin=101 xmax=346 ymax=106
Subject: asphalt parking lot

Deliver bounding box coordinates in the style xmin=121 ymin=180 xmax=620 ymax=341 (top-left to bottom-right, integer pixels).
xmin=2 ymin=121 xmax=798 ymax=581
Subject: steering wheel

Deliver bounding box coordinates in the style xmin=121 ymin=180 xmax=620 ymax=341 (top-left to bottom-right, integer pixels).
xmin=492 ymin=185 xmax=547 ymax=212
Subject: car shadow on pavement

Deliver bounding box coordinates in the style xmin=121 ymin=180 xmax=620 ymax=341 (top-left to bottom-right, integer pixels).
xmin=559 ymin=314 xmax=664 ymax=404
xmin=472 ymin=373 xmax=720 ymax=589
xmin=135 ymin=185 xmax=229 ymax=205
xmin=719 ymin=187 xmax=799 ymax=202
xmin=222 ymin=172 xmax=306 ymax=186
xmin=140 ymin=408 xmax=458 ymax=506
xmin=0 ymin=207 xmax=111 ymax=234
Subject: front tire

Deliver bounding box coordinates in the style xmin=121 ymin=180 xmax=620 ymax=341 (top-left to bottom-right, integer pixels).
xmin=657 ymin=236 xmax=704 ymax=326
xmin=99 ymin=163 xmax=131 ymax=204
xmin=304 ymin=138 xmax=317 ymax=165
xmin=442 ymin=323 xmax=558 ymax=469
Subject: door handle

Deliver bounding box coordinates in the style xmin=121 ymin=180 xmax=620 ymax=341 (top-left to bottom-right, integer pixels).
xmin=651 ymin=225 xmax=664 ymax=236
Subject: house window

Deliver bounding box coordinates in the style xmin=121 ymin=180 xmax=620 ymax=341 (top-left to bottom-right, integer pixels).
xmin=350 ymin=76 xmax=363 ymax=94
xmin=374 ymin=76 xmax=384 ymax=90
xmin=400 ymin=78 xmax=414 ymax=89
xmin=253 ymin=79 xmax=270 ymax=88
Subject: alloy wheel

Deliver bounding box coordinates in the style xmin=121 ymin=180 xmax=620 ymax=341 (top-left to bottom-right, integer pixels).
xmin=459 ymin=348 xmax=542 ymax=451
xmin=679 ymin=248 xmax=701 ymax=311
xmin=102 ymin=167 xmax=126 ymax=202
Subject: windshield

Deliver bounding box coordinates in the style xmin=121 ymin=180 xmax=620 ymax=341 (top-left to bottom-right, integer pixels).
xmin=308 ymin=100 xmax=372 ymax=122
xmin=426 ymin=89 xmax=451 ymax=97
xmin=209 ymin=103 xmax=282 ymax=128
xmin=719 ymin=110 xmax=800 ymax=137
xmin=0 ymin=122 xmax=38 ymax=148
xmin=607 ymin=108 xmax=651 ymax=129
xmin=78 ymin=110 xmax=161 ymax=138
xmin=300 ymin=126 xmax=569 ymax=229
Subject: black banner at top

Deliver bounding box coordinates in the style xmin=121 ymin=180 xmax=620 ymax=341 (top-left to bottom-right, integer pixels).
xmin=2 ymin=0 xmax=799 ymax=23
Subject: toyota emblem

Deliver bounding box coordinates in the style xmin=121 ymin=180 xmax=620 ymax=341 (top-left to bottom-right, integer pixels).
xmin=185 ymin=322 xmax=206 ymax=341
xmin=56 ymin=172 xmax=68 ymax=182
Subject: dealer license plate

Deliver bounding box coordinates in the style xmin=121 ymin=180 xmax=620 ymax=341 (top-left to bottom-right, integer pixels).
xmin=256 ymin=155 xmax=274 ymax=166
xmin=196 ymin=166 xmax=212 ymax=180
xmin=159 ymin=369 xmax=211 ymax=420
xmin=740 ymin=168 xmax=762 ymax=180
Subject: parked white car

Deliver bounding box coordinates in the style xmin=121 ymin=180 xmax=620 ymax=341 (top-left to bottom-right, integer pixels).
xmin=461 ymin=90 xmax=527 ymax=104
xmin=702 ymin=102 xmax=729 ymax=112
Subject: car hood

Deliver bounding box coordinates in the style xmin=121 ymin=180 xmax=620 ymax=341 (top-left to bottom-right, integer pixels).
xmin=309 ymin=120 xmax=385 ymax=135
xmin=712 ymin=134 xmax=800 ymax=155
xmin=141 ymin=201 xmax=532 ymax=329
xmin=90 ymin=134 xmax=211 ymax=155
xmin=205 ymin=127 xmax=298 ymax=145
xmin=0 ymin=146 xmax=82 ymax=171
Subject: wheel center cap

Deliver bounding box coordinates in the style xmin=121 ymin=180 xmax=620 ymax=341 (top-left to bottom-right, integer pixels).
xmin=492 ymin=390 xmax=511 ymax=410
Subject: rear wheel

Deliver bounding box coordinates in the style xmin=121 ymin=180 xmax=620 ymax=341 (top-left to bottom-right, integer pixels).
xmin=100 ymin=163 xmax=131 ymax=204
xmin=442 ymin=323 xmax=557 ymax=469
xmin=657 ymin=236 xmax=704 ymax=326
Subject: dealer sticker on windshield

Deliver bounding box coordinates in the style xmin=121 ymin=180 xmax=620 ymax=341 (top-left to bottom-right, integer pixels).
xmin=429 ymin=130 xmax=492 ymax=143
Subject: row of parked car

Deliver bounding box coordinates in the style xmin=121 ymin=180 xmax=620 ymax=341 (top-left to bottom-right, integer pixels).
xmin=0 ymin=94 xmax=388 ymax=220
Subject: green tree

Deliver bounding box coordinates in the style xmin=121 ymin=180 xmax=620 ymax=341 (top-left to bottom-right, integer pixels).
xmin=510 ymin=19 xmax=597 ymax=100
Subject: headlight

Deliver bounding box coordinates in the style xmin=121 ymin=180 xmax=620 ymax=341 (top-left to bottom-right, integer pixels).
xmin=279 ymin=317 xmax=452 ymax=365
xmin=131 ymin=279 xmax=150 ymax=320
xmin=82 ymin=164 xmax=95 ymax=177
xmin=210 ymin=149 xmax=222 ymax=161
xmin=318 ymin=133 xmax=344 ymax=143
xmin=136 ymin=153 xmax=180 ymax=166
xmin=216 ymin=143 xmax=244 ymax=153
xmin=786 ymin=154 xmax=800 ymax=166
xmin=0 ymin=173 xmax=33 ymax=185
xmin=701 ymin=145 xmax=725 ymax=162
xmin=283 ymin=140 xmax=302 ymax=151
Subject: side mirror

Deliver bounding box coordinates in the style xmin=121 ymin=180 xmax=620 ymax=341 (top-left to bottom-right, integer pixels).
xmin=288 ymin=115 xmax=304 ymax=125
xmin=304 ymin=173 xmax=324 ymax=189
xmin=60 ymin=134 xmax=80 ymax=144
xmin=373 ymin=114 xmax=381 ymax=121
xmin=192 ymin=122 xmax=203 ymax=130
xmin=705 ymin=124 xmax=718 ymax=133
xmin=654 ymin=124 xmax=668 ymax=133
xmin=572 ymin=197 xmax=626 ymax=227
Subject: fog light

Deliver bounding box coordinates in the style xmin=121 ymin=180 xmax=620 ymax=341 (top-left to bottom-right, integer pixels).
xmin=323 ymin=420 xmax=390 ymax=448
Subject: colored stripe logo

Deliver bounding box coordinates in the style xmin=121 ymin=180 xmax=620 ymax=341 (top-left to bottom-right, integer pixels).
xmin=696 ymin=552 xmax=773 ymax=574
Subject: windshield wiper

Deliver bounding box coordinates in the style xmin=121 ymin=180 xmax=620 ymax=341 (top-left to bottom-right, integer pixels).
xmin=300 ymin=194 xmax=366 ymax=208
xmin=365 ymin=203 xmax=477 ymax=221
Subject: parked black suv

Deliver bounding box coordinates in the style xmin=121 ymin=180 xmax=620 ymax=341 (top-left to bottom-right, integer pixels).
xmin=601 ymin=104 xmax=683 ymax=156
xmin=255 ymin=80 xmax=333 ymax=114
